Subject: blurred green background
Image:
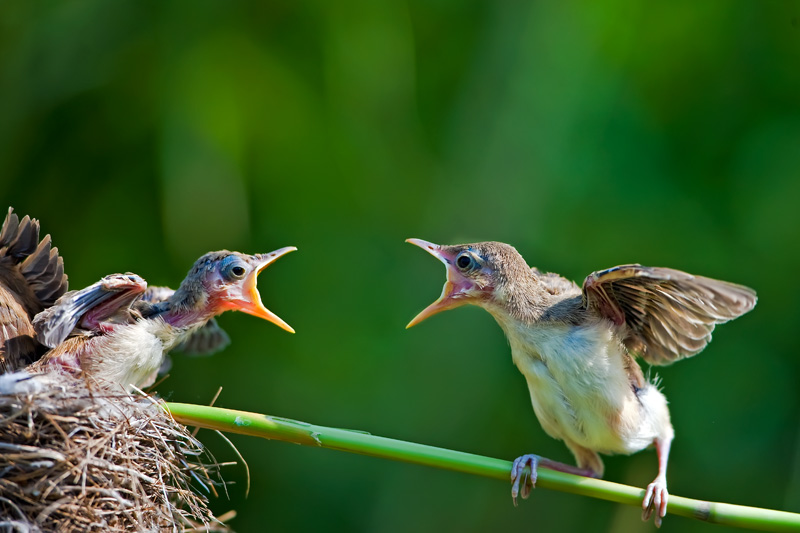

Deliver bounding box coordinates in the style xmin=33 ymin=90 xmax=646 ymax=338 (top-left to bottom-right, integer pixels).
xmin=2 ymin=1 xmax=799 ymax=531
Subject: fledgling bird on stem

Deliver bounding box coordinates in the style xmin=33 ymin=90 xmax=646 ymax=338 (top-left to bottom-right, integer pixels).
xmin=406 ymin=239 xmax=756 ymax=527
xmin=31 ymin=248 xmax=296 ymax=392
xmin=0 ymin=207 xmax=68 ymax=374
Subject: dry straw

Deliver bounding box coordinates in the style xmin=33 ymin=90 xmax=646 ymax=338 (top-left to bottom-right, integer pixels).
xmin=0 ymin=372 xmax=230 ymax=532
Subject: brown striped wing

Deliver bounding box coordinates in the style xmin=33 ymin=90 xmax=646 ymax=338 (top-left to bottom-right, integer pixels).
xmin=582 ymin=264 xmax=757 ymax=365
xmin=0 ymin=285 xmax=38 ymax=372
xmin=0 ymin=208 xmax=68 ymax=372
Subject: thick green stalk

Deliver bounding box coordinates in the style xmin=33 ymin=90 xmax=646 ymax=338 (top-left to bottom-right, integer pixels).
xmin=165 ymin=402 xmax=800 ymax=532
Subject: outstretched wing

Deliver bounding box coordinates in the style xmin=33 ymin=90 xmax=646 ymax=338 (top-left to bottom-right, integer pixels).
xmin=33 ymin=274 xmax=147 ymax=348
xmin=583 ymin=264 xmax=757 ymax=365
xmin=0 ymin=208 xmax=68 ymax=310
xmin=0 ymin=208 xmax=69 ymax=371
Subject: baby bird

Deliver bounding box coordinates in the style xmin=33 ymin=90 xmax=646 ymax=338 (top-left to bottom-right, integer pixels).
xmin=0 ymin=207 xmax=68 ymax=373
xmin=406 ymin=239 xmax=756 ymax=526
xmin=32 ymin=248 xmax=296 ymax=391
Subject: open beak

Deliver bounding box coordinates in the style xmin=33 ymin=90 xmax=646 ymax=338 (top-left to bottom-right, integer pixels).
xmin=239 ymin=246 xmax=297 ymax=333
xmin=405 ymin=238 xmax=469 ymax=328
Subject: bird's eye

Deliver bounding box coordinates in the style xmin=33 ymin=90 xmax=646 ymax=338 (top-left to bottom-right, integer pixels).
xmin=456 ymin=253 xmax=473 ymax=270
xmin=220 ymin=257 xmax=248 ymax=280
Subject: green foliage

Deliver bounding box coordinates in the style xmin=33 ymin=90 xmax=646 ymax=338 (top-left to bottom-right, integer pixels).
xmin=1 ymin=2 xmax=799 ymax=532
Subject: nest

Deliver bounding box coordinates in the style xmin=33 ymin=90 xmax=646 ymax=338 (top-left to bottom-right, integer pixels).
xmin=0 ymin=373 xmax=231 ymax=532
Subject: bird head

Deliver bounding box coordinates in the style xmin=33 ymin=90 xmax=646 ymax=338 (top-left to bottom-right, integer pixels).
xmin=174 ymin=247 xmax=297 ymax=333
xmin=405 ymin=239 xmax=532 ymax=328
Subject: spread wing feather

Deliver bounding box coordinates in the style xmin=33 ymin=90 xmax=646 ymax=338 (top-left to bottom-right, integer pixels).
xmin=583 ymin=264 xmax=756 ymax=365
xmin=0 ymin=208 xmax=68 ymax=371
xmin=33 ymin=274 xmax=147 ymax=348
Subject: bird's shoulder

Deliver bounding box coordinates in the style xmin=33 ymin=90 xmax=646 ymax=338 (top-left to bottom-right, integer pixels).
xmin=529 ymin=267 xmax=585 ymax=324
xmin=531 ymin=267 xmax=581 ymax=297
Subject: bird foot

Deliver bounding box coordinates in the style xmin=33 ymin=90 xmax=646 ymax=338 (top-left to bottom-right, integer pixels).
xmin=510 ymin=453 xmax=601 ymax=506
xmin=510 ymin=454 xmax=540 ymax=506
xmin=642 ymin=476 xmax=669 ymax=528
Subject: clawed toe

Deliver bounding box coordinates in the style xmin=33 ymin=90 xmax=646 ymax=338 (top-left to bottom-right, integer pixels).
xmin=641 ymin=478 xmax=669 ymax=528
xmin=510 ymin=454 xmax=540 ymax=506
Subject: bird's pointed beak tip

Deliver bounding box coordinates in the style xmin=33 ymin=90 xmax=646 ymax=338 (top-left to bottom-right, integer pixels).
xmin=237 ymin=246 xmax=297 ymax=332
xmin=405 ymin=314 xmax=429 ymax=329
xmin=271 ymin=310 xmax=297 ymax=334
xmin=406 ymin=238 xmax=439 ymax=251
xmin=406 ymin=281 xmax=460 ymax=329
xmin=407 ymin=238 xmax=453 ymax=268
xmin=239 ymin=301 xmax=295 ymax=333
xmin=256 ymin=246 xmax=297 ymax=272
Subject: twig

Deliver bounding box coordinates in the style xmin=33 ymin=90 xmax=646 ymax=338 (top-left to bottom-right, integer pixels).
xmin=212 ymin=429 xmax=250 ymax=498
xmin=164 ymin=402 xmax=800 ymax=532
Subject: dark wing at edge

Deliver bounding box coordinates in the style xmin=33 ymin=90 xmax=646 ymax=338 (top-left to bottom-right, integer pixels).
xmin=583 ymin=264 xmax=757 ymax=365
xmin=0 ymin=207 xmax=68 ymax=309
xmin=0 ymin=207 xmax=69 ymax=371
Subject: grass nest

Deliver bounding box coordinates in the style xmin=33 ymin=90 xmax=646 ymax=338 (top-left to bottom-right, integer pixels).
xmin=0 ymin=372 xmax=231 ymax=532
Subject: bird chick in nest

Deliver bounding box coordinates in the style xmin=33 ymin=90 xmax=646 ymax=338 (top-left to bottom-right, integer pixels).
xmin=30 ymin=248 xmax=296 ymax=392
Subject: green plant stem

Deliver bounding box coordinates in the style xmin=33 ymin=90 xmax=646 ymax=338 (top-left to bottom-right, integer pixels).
xmin=165 ymin=402 xmax=800 ymax=532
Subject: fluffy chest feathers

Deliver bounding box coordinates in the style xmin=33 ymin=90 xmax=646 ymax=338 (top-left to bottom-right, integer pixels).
xmin=496 ymin=317 xmax=653 ymax=454
xmin=81 ymin=317 xmax=200 ymax=391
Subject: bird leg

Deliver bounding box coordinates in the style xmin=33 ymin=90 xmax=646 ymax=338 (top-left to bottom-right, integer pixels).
xmin=642 ymin=434 xmax=673 ymax=527
xmin=510 ymin=454 xmax=599 ymax=506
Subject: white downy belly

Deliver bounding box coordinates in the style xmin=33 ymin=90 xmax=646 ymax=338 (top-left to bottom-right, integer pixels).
xmin=508 ymin=322 xmax=663 ymax=454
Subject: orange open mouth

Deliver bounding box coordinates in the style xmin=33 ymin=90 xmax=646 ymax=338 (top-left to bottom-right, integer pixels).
xmin=238 ymin=246 xmax=297 ymax=333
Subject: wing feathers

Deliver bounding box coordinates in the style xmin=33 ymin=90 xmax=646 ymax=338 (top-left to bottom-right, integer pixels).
xmin=0 ymin=208 xmax=69 ymax=371
xmin=583 ymin=265 xmax=756 ymax=365
xmin=33 ymin=274 xmax=146 ymax=348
